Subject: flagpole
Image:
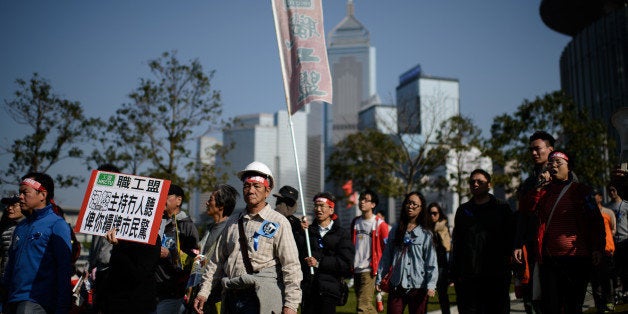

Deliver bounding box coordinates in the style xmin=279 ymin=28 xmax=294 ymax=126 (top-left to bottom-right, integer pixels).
xmin=270 ymin=0 xmax=314 ymax=274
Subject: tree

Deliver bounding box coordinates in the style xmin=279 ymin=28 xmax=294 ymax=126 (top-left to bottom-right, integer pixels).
xmin=486 ymin=90 xmax=614 ymax=194
xmin=91 ymin=51 xmax=231 ymax=192
xmin=88 ymin=105 xmax=150 ymax=174
xmin=327 ymin=88 xmax=457 ymax=197
xmin=434 ymin=114 xmax=485 ymax=206
xmin=327 ymin=129 xmax=405 ymax=197
xmin=2 ymin=73 xmax=102 ymax=188
xmin=382 ymin=89 xmax=454 ymax=195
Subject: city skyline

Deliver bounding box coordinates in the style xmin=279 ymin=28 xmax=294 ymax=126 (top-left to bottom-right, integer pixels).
xmin=0 ymin=1 xmax=571 ymax=208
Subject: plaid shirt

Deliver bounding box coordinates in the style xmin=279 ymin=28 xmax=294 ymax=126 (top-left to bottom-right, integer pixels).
xmin=198 ymin=204 xmax=302 ymax=311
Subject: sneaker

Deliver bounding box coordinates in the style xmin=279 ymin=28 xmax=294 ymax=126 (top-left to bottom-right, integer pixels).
xmin=347 ymin=278 xmax=354 ymax=288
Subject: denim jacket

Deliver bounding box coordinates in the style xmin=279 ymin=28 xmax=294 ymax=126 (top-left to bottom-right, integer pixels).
xmin=376 ymin=225 xmax=438 ymax=290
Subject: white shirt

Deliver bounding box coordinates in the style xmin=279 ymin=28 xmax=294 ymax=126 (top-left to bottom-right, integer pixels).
xmin=318 ymin=220 xmax=334 ymax=238
xmin=354 ymin=216 xmax=375 ymax=273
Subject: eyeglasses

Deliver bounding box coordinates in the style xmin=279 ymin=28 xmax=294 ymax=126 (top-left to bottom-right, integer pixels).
xmin=430 ymin=212 xmax=439 ymax=216
xmin=548 ymin=158 xmax=567 ymax=167
xmin=406 ymin=201 xmax=422 ymax=208
xmin=468 ymin=179 xmax=488 ymax=185
xmin=549 ymin=161 xmax=566 ymax=167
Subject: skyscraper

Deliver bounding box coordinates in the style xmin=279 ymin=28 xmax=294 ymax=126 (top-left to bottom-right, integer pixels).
xmin=326 ymin=0 xmax=377 ymax=144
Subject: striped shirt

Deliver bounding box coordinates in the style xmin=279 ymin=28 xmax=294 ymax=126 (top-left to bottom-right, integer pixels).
xmin=531 ymin=181 xmax=604 ymax=257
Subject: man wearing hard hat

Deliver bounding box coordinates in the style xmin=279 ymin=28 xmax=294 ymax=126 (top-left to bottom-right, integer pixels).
xmin=193 ymin=161 xmax=302 ymax=314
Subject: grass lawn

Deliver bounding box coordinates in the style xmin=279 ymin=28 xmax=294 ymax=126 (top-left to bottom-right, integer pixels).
xmin=332 ymin=282 xmax=628 ymax=313
xmin=335 ymin=286 xmax=456 ymax=313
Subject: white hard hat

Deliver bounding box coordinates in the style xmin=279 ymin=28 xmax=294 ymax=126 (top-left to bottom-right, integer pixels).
xmin=237 ymin=161 xmax=274 ymax=189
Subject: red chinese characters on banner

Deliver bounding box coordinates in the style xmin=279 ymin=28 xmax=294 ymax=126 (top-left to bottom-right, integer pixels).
xmin=272 ymin=0 xmax=333 ymax=115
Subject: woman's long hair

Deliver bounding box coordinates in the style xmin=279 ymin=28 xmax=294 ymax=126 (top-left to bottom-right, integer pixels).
xmin=393 ymin=191 xmax=429 ymax=247
xmin=427 ymin=202 xmax=447 ymax=229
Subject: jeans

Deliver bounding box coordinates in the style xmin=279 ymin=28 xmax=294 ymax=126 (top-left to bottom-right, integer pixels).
xmin=387 ymin=287 xmax=428 ymax=314
xmin=436 ymin=267 xmax=451 ymax=314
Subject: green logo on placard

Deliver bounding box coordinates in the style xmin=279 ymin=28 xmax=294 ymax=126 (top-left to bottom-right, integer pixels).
xmin=97 ymin=173 xmax=116 ymax=186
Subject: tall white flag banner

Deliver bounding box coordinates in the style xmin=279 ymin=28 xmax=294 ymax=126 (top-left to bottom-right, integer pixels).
xmin=272 ymin=0 xmax=333 ymax=114
xmin=74 ymin=170 xmax=170 ymax=245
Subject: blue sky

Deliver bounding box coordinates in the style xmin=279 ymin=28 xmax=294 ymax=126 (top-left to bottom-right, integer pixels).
xmin=0 ymin=1 xmax=571 ymax=208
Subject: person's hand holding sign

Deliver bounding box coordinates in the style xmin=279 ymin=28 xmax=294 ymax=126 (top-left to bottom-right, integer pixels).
xmin=105 ymin=228 xmax=118 ymax=245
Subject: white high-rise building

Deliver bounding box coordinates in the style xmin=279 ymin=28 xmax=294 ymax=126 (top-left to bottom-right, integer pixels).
xmin=218 ymin=110 xmax=308 ymax=212
xmin=358 ymin=95 xmax=397 ymax=135
xmin=274 ymin=110 xmax=308 ymax=197
xmin=190 ymin=136 xmax=220 ymax=223
xmin=396 ymin=64 xmax=460 ymax=143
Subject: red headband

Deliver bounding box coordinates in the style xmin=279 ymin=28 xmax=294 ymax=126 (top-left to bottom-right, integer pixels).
xmin=550 ymin=151 xmax=569 ymax=162
xmin=20 ymin=178 xmax=46 ymax=192
xmin=315 ymin=197 xmax=335 ymax=209
xmin=244 ymin=176 xmax=270 ymax=188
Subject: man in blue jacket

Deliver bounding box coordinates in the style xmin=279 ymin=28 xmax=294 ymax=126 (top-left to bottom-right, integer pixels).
xmin=2 ymin=172 xmax=72 ymax=314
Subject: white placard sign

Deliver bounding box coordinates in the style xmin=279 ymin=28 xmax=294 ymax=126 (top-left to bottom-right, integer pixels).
xmin=74 ymin=170 xmax=170 ymax=245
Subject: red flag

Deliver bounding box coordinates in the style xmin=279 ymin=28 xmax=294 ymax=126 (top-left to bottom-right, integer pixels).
xmin=272 ymin=0 xmax=333 ymax=115
xmin=342 ymin=180 xmax=353 ymax=196
xmin=342 ymin=180 xmax=357 ymax=208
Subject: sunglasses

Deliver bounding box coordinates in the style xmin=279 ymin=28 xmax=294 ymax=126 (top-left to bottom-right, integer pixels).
xmin=430 ymin=212 xmax=439 ymax=216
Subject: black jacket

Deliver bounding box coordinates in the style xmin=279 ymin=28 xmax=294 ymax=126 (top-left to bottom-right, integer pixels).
xmin=104 ymin=239 xmax=161 ymax=313
xmin=300 ymin=221 xmax=354 ymax=300
xmin=451 ymin=194 xmax=514 ymax=279
xmin=155 ymin=211 xmax=199 ymax=299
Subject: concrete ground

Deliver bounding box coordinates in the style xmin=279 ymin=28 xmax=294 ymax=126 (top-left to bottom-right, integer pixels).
xmin=428 ymin=290 xmax=597 ymax=314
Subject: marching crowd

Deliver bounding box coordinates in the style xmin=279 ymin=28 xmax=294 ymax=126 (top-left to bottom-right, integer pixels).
xmin=0 ymin=130 xmax=626 ymax=314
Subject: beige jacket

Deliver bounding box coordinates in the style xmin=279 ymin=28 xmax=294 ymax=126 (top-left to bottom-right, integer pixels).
xmin=434 ymin=219 xmax=451 ymax=252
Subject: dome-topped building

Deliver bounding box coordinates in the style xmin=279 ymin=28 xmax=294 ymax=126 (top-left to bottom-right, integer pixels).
xmin=327 ymin=0 xmax=370 ymax=47
xmin=323 ymin=0 xmax=377 ymax=145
